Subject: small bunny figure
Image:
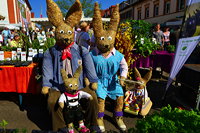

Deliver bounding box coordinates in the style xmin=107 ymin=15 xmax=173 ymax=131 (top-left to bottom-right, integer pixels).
xmin=59 ymin=65 xmax=92 ymax=133
xmin=124 ymin=67 xmax=153 ymax=116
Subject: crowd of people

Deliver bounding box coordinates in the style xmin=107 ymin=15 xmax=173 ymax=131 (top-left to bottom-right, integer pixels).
xmin=0 ymin=22 xmax=180 ymax=52
xmin=0 ymin=27 xmax=22 ymax=47
xmin=153 ymin=23 xmax=180 ymax=50
xmin=75 ymin=22 xmax=180 ymax=52
xmin=0 ymin=27 xmax=55 ymax=49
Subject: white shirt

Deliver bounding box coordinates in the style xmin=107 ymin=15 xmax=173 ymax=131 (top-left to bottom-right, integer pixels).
xmin=0 ymin=34 xmax=3 ymax=42
xmin=58 ymin=91 xmax=91 ymax=107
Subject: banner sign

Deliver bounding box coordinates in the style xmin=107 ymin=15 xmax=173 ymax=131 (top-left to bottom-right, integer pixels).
xmin=12 ymin=51 xmax=17 ymax=60
xmin=18 ymin=0 xmax=26 ymax=19
xmin=21 ymin=52 xmax=26 ymax=61
xmin=166 ymin=0 xmax=200 ymax=91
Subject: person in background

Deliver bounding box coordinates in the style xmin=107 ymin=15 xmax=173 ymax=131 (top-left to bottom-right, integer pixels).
xmin=88 ymin=22 xmax=94 ymax=38
xmin=153 ymin=24 xmax=164 ymax=50
xmin=49 ymin=27 xmax=55 ymax=38
xmin=90 ymin=35 xmax=96 ymax=51
xmin=2 ymin=27 xmax=11 ymax=46
xmin=9 ymin=33 xmax=23 ymax=48
xmin=0 ymin=31 xmax=3 ymax=46
xmin=74 ymin=25 xmax=81 ymax=42
xmin=37 ymin=30 xmax=47 ymax=46
xmin=76 ymin=21 xmax=91 ymax=50
xmin=30 ymin=30 xmax=37 ymax=41
xmin=10 ymin=30 xmax=15 ymax=41
xmin=163 ymin=26 xmax=170 ymax=50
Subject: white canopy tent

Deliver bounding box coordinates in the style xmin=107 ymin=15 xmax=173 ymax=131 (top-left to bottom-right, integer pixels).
xmin=31 ymin=17 xmax=111 ymax=29
xmin=4 ymin=24 xmax=20 ymax=30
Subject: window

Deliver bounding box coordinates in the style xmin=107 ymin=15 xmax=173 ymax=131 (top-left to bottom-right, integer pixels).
xmin=145 ymin=7 xmax=149 ymax=18
xmin=138 ymin=9 xmax=141 ymax=20
xmin=126 ymin=10 xmax=132 ymax=19
xmin=154 ymin=4 xmax=159 ymax=16
xmin=177 ymin=0 xmax=186 ymax=11
xmin=164 ymin=1 xmax=170 ymax=14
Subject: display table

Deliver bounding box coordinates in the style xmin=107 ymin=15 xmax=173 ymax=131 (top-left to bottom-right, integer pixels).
xmin=0 ymin=63 xmax=39 ymax=109
xmin=0 ymin=63 xmax=38 ymax=93
xmin=132 ymin=51 xmax=175 ymax=73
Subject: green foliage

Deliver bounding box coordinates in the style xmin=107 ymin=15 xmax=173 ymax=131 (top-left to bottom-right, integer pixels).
xmin=166 ymin=45 xmax=176 ymax=53
xmin=20 ymin=128 xmax=27 ymax=133
xmin=0 ymin=120 xmax=8 ymax=130
xmin=44 ymin=38 xmax=56 ymax=51
xmin=129 ymin=20 xmax=153 ymax=39
xmin=31 ymin=38 xmax=55 ymax=52
xmin=0 ymin=46 xmax=17 ymax=51
xmin=133 ymin=105 xmax=200 ymax=133
xmin=31 ymin=39 xmax=40 ymax=50
xmin=19 ymin=32 xmax=31 ymax=52
xmin=55 ymin=0 xmax=98 ymax=17
xmin=135 ymin=37 xmax=159 ymax=57
xmin=126 ymin=20 xmax=159 ymax=57
xmin=0 ymin=120 xmax=28 ymax=133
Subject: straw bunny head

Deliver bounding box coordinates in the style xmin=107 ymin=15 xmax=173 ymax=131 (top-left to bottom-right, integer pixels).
xmin=61 ymin=65 xmax=82 ymax=94
xmin=92 ymin=2 xmax=120 ymax=53
xmin=133 ymin=67 xmax=152 ymax=89
xmin=46 ymin=0 xmax=82 ymax=47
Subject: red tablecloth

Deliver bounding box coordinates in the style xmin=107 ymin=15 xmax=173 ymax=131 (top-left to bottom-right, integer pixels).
xmin=0 ymin=63 xmax=38 ymax=93
xmin=132 ymin=51 xmax=175 ymax=73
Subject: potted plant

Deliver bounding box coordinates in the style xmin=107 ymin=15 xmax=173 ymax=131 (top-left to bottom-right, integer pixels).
xmin=166 ymin=45 xmax=176 ymax=53
xmin=115 ymin=20 xmax=159 ymax=78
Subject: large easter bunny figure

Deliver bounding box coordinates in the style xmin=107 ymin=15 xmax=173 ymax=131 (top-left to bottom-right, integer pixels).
xmin=90 ymin=3 xmax=128 ymax=132
xmin=42 ymin=0 xmax=99 ymax=131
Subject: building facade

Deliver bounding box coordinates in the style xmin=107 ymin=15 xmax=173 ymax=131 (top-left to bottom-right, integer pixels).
xmin=120 ymin=0 xmax=186 ymax=25
xmin=101 ymin=5 xmax=116 ymax=18
xmin=0 ymin=0 xmax=32 ymax=29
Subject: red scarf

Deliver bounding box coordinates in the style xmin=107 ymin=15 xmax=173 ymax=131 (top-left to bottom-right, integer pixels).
xmin=61 ymin=42 xmax=74 ymax=60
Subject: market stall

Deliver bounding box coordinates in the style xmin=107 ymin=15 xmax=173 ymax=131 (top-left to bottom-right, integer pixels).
xmin=132 ymin=50 xmax=175 ymax=73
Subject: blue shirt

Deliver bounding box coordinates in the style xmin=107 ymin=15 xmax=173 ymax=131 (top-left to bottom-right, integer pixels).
xmin=2 ymin=30 xmax=11 ymax=38
xmin=90 ymin=49 xmax=124 ymax=100
xmin=42 ymin=43 xmax=98 ymax=92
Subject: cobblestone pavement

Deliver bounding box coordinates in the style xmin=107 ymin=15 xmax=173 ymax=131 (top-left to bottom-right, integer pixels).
xmin=0 ymin=71 xmax=180 ymax=133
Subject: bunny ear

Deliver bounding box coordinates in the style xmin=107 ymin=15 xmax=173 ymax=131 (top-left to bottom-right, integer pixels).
xmin=133 ymin=67 xmax=142 ymax=80
xmin=108 ymin=4 xmax=120 ymax=31
xmin=65 ymin=0 xmax=82 ymax=27
xmin=61 ymin=69 xmax=68 ymax=86
xmin=92 ymin=2 xmax=104 ymax=37
xmin=143 ymin=68 xmax=153 ymax=82
xmin=46 ymin=0 xmax=64 ymax=27
xmin=73 ymin=65 xmax=82 ymax=78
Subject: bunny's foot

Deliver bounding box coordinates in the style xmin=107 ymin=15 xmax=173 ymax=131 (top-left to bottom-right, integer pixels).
xmin=114 ymin=112 xmax=127 ymax=131
xmin=79 ymin=126 xmax=90 ymax=133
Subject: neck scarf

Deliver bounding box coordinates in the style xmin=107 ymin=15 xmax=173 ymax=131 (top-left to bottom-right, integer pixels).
xmin=61 ymin=42 xmax=74 ymax=60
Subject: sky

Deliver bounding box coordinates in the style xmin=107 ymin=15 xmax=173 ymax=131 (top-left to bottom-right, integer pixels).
xmin=29 ymin=0 xmax=124 ymax=18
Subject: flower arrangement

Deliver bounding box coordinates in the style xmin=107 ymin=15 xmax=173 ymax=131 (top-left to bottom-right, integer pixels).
xmin=115 ymin=20 xmax=159 ymax=78
xmin=115 ymin=21 xmax=134 ymax=78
